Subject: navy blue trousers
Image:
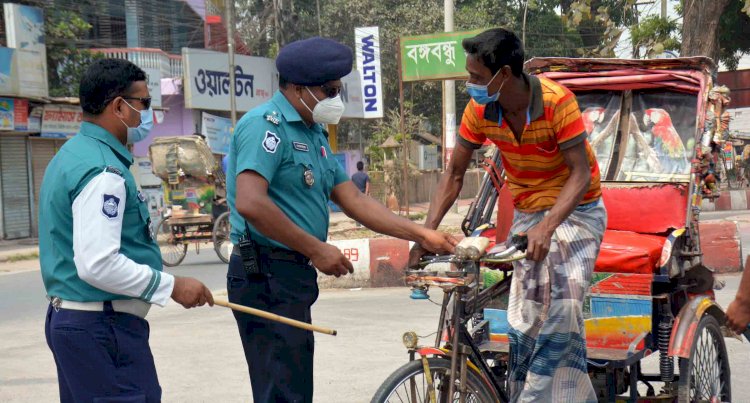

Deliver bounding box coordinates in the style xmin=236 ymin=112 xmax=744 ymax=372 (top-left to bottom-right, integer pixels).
xmin=227 ymin=253 xmax=319 ymax=403
xmin=45 ymin=302 xmax=161 ymax=402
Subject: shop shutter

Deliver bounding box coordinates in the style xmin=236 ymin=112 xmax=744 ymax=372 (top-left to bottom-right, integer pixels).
xmin=1 ymin=135 xmax=31 ymax=239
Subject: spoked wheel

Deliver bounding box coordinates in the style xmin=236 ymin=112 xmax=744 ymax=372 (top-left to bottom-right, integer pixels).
xmin=721 ymin=158 xmax=740 ymax=190
xmin=154 ymin=215 xmax=188 ymax=267
xmin=371 ymin=357 xmax=498 ymax=403
xmin=677 ymin=315 xmax=731 ymax=402
xmin=212 ymin=211 xmax=231 ymax=264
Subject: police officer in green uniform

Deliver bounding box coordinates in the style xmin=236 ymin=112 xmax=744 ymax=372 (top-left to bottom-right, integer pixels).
xmin=39 ymin=59 xmax=214 ymax=402
xmin=227 ymin=37 xmax=458 ymax=402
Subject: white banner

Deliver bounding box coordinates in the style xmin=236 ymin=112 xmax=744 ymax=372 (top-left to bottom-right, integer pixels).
xmin=142 ymin=67 xmax=162 ymax=109
xmin=340 ymin=71 xmax=364 ymax=119
xmin=355 ymin=27 xmax=384 ymax=119
xmin=729 ymin=108 xmax=750 ymax=139
xmin=41 ymin=104 xmax=82 ymax=138
xmin=3 ymin=3 xmax=48 ymax=98
xmin=134 ymin=157 xmax=163 ymax=187
xmin=201 ymin=112 xmax=232 ymax=155
xmin=183 ymin=48 xmax=277 ymax=113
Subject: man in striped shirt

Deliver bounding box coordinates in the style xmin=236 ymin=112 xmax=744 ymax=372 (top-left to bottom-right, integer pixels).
xmin=411 ymin=29 xmax=606 ymax=402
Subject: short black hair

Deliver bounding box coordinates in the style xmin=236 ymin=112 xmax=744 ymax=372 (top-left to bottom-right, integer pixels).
xmin=462 ymin=28 xmax=524 ymax=77
xmin=357 ymin=161 xmax=364 ymax=171
xmin=279 ymin=75 xmax=289 ymax=89
xmin=79 ymin=58 xmax=147 ymax=115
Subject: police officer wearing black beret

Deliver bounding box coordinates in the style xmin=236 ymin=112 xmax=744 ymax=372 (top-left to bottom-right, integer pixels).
xmin=225 ymin=37 xmax=458 ymax=402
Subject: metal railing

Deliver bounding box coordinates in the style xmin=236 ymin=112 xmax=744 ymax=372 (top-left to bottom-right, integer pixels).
xmin=90 ymin=48 xmax=183 ymax=79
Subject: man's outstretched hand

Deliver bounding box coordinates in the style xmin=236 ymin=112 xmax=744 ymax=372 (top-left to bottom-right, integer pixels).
xmin=420 ymin=230 xmax=458 ymax=255
xmin=408 ymin=230 xmax=458 ymax=268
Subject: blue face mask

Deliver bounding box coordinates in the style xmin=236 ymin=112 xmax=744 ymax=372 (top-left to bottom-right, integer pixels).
xmin=466 ymin=69 xmax=507 ymax=105
xmin=120 ymin=100 xmax=153 ymax=144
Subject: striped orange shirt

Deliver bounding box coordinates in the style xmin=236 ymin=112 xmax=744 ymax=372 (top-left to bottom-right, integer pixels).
xmin=458 ymin=74 xmax=601 ymax=212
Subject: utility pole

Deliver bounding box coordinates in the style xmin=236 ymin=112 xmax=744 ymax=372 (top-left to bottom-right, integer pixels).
xmin=522 ymin=0 xmax=529 ymax=44
xmin=444 ymin=0 xmax=457 ymax=213
xmin=661 ymin=0 xmax=667 ymax=19
xmin=443 ymin=0 xmax=455 ymax=169
xmin=398 ymin=39 xmax=409 ymax=217
xmin=316 ymin=0 xmax=322 ymax=36
xmin=226 ymin=0 xmax=237 ymax=128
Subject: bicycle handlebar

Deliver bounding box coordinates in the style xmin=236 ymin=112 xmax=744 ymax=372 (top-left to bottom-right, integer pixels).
xmin=411 ymin=234 xmax=529 ymax=271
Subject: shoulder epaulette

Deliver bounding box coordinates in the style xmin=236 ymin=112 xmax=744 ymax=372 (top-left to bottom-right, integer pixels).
xmin=105 ymin=166 xmax=123 ymax=176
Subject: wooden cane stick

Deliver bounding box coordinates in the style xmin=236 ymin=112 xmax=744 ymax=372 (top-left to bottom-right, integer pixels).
xmin=213 ymin=299 xmax=337 ymax=336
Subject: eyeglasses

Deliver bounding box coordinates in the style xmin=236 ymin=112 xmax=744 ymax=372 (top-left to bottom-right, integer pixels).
xmin=121 ymin=96 xmax=152 ymax=110
xmin=320 ymin=85 xmax=341 ymax=99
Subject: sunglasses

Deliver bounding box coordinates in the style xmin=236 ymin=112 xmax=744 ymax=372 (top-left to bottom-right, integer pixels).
xmin=320 ymin=85 xmax=341 ymax=99
xmin=121 ymin=96 xmax=152 ymax=110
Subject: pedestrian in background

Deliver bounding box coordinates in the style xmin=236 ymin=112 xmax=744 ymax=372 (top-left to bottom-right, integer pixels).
xmin=351 ymin=160 xmax=371 ymax=196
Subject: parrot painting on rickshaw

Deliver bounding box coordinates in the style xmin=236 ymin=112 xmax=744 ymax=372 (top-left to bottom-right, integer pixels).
xmin=642 ymin=108 xmax=689 ymax=174
xmin=583 ymin=106 xmax=619 ymax=176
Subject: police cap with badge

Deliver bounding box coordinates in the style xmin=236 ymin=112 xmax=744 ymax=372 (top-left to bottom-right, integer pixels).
xmin=276 ymin=37 xmax=353 ymax=188
xmin=275 ymin=36 xmax=353 ymax=87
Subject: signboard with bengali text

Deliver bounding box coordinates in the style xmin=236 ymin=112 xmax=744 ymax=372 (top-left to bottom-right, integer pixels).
xmin=41 ymin=104 xmax=82 ymax=138
xmin=399 ymin=29 xmax=485 ymax=82
xmin=183 ymin=48 xmax=277 ymax=113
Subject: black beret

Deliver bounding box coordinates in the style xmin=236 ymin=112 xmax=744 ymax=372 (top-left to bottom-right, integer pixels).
xmin=276 ymin=37 xmax=353 ymax=86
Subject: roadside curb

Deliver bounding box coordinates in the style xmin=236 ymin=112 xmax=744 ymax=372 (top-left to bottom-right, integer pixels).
xmin=0 ymin=247 xmax=40 ymax=264
xmin=702 ymin=189 xmax=750 ymax=212
xmin=319 ymin=220 xmax=744 ymax=288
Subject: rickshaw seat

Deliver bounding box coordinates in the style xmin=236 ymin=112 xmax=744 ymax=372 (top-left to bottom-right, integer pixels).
xmin=593 ymin=183 xmax=688 ymax=274
xmin=493 ymin=183 xmax=687 ymax=274
xmin=595 ymin=230 xmax=666 ymax=274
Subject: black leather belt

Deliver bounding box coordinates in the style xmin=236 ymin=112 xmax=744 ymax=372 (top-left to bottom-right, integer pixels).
xmin=232 ymin=244 xmax=310 ymax=266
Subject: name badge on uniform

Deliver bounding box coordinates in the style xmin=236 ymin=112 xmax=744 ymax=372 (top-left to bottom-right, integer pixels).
xmin=303 ymin=168 xmax=315 ymax=187
xmin=293 ymin=142 xmax=309 ymax=152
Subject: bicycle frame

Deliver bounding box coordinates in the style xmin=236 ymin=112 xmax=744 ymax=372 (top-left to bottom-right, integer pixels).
xmin=413 ymin=260 xmax=514 ymax=403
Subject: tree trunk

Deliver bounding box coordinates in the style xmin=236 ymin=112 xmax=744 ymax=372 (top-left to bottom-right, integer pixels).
xmin=680 ymin=0 xmax=731 ymax=61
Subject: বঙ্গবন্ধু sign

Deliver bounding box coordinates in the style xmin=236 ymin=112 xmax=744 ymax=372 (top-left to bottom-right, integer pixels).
xmin=399 ymin=29 xmax=487 ymax=82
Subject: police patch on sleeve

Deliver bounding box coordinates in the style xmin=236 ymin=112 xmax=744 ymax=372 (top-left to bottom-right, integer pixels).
xmin=262 ymin=131 xmax=281 ymax=153
xmin=102 ymin=194 xmax=121 ymax=219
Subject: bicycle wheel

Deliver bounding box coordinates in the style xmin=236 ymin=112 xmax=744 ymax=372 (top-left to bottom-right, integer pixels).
xmin=212 ymin=211 xmax=231 ymax=264
xmin=677 ymin=314 xmax=731 ymax=402
xmin=154 ymin=216 xmax=188 ymax=267
xmin=371 ymin=357 xmax=498 ymax=403
xmin=723 ymin=160 xmax=738 ymax=189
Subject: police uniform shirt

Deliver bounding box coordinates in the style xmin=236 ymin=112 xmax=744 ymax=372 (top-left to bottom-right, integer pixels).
xmin=39 ymin=122 xmax=173 ymax=305
xmin=227 ymin=91 xmax=349 ymax=249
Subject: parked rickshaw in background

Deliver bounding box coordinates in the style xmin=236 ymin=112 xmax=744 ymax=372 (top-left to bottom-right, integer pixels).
xmin=148 ymin=135 xmax=231 ymax=267
xmin=374 ymin=57 xmax=736 ymax=403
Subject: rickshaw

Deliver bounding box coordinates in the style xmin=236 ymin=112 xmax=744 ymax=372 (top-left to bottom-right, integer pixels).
xmin=373 ymin=57 xmax=733 ymax=402
xmin=149 ymin=135 xmax=231 ymax=267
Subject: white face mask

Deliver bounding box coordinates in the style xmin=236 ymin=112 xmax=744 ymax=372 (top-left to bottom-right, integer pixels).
xmin=301 ymin=87 xmax=345 ymax=125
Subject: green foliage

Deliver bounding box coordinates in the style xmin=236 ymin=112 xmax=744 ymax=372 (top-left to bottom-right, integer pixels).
xmin=561 ymin=0 xmax=636 ymax=57
xmin=45 ymin=8 xmax=99 ymax=97
xmin=366 ymin=102 xmax=422 ymax=171
xmin=717 ymin=0 xmax=750 ymax=70
xmin=630 ymin=15 xmax=679 ymax=58
xmin=236 ymin=0 xmax=585 ymax=151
